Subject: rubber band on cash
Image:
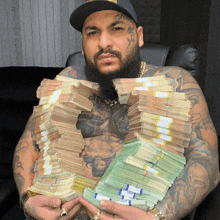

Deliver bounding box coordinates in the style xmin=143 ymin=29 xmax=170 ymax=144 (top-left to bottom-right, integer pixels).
xmin=153 ymin=91 xmax=170 ymax=99
xmin=48 ymin=90 xmax=63 ymax=104
xmin=155 ymin=127 xmax=171 ymax=135
xmin=135 ymin=77 xmax=152 ymax=83
xmin=144 ymin=165 xmax=160 ymax=176
xmin=157 ymin=134 xmax=173 ymax=142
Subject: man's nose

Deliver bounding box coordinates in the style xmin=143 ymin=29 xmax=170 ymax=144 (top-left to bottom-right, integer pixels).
xmin=98 ymin=31 xmax=113 ymax=50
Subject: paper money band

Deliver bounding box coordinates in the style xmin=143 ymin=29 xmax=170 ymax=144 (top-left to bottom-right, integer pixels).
xmin=135 ymin=77 xmax=152 ymax=83
xmin=42 ymin=104 xmax=51 ymax=110
xmin=153 ymin=91 xmax=170 ymax=99
xmin=43 ymin=145 xmax=50 ymax=157
xmin=151 ymin=138 xmax=166 ymax=147
xmin=48 ymin=178 xmax=58 ymax=196
xmin=48 ymin=90 xmax=63 ymax=104
xmin=143 ymin=82 xmax=159 ymax=87
xmin=40 ymin=123 xmax=47 ymax=131
xmin=155 ymin=116 xmax=173 ymax=129
xmin=41 ymin=135 xmax=50 ymax=143
xmin=41 ymin=129 xmax=49 ymax=136
xmin=155 ymin=127 xmax=171 ymax=135
xmin=94 ymin=193 xmax=112 ymax=201
xmin=144 ymin=165 xmax=160 ymax=176
xmin=43 ymin=155 xmax=51 ymax=164
xmin=119 ymin=189 xmax=136 ymax=199
xmin=157 ymin=134 xmax=173 ymax=142
xmin=151 ymin=154 xmax=164 ymax=169
xmin=116 ymin=200 xmax=132 ymax=205
xmin=134 ymin=87 xmax=150 ymax=91
xmin=43 ymin=163 xmax=52 ymax=175
xmin=126 ymin=185 xmax=143 ymax=194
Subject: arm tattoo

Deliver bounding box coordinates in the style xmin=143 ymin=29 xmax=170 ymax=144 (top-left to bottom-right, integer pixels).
xmin=15 ymin=140 xmax=29 ymax=153
xmin=13 ymin=155 xmax=24 ymax=170
xmin=14 ymin=173 xmax=25 ymax=193
xmin=148 ymin=67 xmax=220 ymax=219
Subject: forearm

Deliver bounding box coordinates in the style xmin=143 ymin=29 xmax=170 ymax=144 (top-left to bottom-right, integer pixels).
xmin=13 ymin=115 xmax=39 ymax=196
xmin=155 ymin=118 xmax=219 ymax=220
xmin=156 ymin=151 xmax=219 ymax=220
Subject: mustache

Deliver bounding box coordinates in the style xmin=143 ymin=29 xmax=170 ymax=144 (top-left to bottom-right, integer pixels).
xmin=94 ymin=49 xmax=122 ymax=61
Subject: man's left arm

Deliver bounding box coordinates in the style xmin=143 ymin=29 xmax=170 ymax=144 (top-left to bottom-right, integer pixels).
xmin=155 ymin=68 xmax=219 ymax=220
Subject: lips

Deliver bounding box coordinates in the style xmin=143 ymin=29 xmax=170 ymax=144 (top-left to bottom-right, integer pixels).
xmin=98 ymin=54 xmax=117 ymax=63
xmin=98 ymin=53 xmax=116 ymax=59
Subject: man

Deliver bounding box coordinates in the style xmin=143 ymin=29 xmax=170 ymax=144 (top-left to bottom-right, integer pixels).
xmin=13 ymin=0 xmax=219 ymax=220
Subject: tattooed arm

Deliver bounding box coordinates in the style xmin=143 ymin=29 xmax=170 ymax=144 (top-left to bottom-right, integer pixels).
xmin=13 ymin=114 xmax=39 ymax=197
xmin=154 ymin=68 xmax=219 ymax=220
xmin=13 ymin=115 xmax=83 ymax=220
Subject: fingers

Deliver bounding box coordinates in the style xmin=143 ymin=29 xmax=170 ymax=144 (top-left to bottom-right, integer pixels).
xmin=100 ymin=200 xmax=150 ymax=220
xmin=99 ymin=200 xmax=127 ymax=216
xmin=62 ymin=196 xmax=81 ymax=211
xmin=79 ymin=197 xmax=123 ymax=220
xmin=61 ymin=203 xmax=82 ymax=220
xmin=34 ymin=195 xmax=61 ymax=208
xmin=61 ymin=197 xmax=82 ymax=220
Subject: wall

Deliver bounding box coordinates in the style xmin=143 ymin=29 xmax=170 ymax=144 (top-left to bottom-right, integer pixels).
xmin=131 ymin=0 xmax=161 ymax=43
xmin=0 ymin=0 xmax=161 ymax=68
xmin=204 ymin=0 xmax=220 ymax=135
xmin=0 ymin=0 xmax=83 ymax=67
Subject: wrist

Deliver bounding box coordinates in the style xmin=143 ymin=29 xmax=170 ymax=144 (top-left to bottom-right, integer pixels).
xmin=147 ymin=207 xmax=166 ymax=220
xmin=20 ymin=191 xmax=34 ymax=219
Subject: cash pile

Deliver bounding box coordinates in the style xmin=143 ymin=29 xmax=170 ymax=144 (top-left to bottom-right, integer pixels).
xmin=83 ymin=76 xmax=191 ymax=210
xmin=28 ymin=75 xmax=98 ymax=202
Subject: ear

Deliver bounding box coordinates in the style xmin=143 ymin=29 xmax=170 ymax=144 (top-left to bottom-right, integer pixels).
xmin=137 ymin=26 xmax=144 ymax=48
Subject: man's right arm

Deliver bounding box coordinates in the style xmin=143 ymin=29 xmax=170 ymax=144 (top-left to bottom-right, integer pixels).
xmin=13 ymin=114 xmax=39 ymax=197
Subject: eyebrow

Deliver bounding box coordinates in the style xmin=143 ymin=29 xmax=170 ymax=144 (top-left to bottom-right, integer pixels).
xmin=109 ymin=20 xmax=125 ymax=27
xmin=84 ymin=25 xmax=98 ymax=33
xmin=84 ymin=20 xmax=125 ymax=33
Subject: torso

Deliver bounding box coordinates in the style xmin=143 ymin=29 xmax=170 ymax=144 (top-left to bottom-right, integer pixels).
xmin=58 ymin=64 xmax=190 ymax=220
xmin=58 ymin=64 xmax=183 ymax=181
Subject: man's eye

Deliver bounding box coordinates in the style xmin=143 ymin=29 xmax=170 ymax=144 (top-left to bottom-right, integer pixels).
xmin=113 ymin=27 xmax=124 ymax=31
xmin=87 ymin=31 xmax=97 ymax=36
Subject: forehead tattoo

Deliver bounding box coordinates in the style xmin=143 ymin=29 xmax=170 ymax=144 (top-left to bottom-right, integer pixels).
xmin=114 ymin=12 xmax=135 ymax=25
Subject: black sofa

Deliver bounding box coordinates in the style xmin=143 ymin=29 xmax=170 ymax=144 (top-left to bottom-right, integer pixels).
xmin=0 ymin=44 xmax=219 ymax=220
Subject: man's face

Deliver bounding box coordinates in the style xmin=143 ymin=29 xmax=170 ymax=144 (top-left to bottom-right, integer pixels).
xmin=82 ymin=10 xmax=144 ymax=75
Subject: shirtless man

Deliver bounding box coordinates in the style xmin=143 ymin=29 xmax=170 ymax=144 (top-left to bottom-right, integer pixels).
xmin=13 ymin=0 xmax=219 ymax=219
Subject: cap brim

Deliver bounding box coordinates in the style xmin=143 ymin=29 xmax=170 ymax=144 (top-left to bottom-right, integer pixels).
xmin=70 ymin=1 xmax=136 ymax=32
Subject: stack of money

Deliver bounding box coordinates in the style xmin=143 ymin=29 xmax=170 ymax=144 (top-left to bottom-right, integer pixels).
xmin=83 ymin=76 xmax=191 ymax=210
xmin=113 ymin=76 xmax=192 ymax=156
xmin=83 ymin=135 xmax=186 ymax=209
xmin=28 ymin=76 xmax=98 ymax=202
xmin=113 ymin=76 xmax=173 ymax=104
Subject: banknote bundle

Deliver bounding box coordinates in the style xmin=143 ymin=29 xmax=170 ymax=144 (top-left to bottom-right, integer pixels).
xmin=28 ymin=76 xmax=98 ymax=201
xmin=82 ymin=76 xmax=191 ymax=210
xmin=83 ymin=136 xmax=186 ymax=210
xmin=113 ymin=76 xmax=192 ymax=156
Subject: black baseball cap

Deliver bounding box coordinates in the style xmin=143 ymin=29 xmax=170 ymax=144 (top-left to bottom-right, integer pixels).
xmin=70 ymin=0 xmax=138 ymax=32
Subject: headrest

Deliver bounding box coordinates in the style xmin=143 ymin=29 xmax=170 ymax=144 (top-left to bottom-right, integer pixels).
xmin=165 ymin=44 xmax=199 ymax=79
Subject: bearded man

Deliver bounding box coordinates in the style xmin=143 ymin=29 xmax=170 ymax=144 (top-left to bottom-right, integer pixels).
xmin=13 ymin=1 xmax=219 ymax=220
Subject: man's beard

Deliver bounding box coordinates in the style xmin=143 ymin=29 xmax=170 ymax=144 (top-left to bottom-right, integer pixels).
xmin=84 ymin=44 xmax=141 ymax=100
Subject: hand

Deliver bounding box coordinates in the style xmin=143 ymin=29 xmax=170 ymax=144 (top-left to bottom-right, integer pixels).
xmin=24 ymin=195 xmax=82 ymax=220
xmin=79 ymin=197 xmax=157 ymax=220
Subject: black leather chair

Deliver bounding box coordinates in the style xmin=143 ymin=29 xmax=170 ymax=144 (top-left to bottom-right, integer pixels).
xmin=1 ymin=44 xmax=199 ymax=220
xmin=66 ymin=43 xmax=199 ymax=79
